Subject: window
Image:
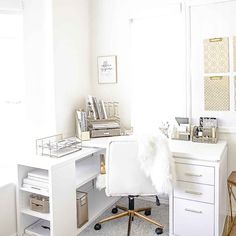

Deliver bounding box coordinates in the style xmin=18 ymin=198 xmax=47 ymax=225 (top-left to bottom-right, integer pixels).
xmin=130 ymin=5 xmax=186 ymax=133
xmin=0 ymin=11 xmax=24 ymax=182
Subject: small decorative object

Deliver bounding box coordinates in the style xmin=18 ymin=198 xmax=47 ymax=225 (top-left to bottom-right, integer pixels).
xmin=100 ymin=154 xmax=106 ymax=174
xmin=97 ymin=55 xmax=117 ymax=84
xmin=159 ymin=121 xmax=170 ymax=138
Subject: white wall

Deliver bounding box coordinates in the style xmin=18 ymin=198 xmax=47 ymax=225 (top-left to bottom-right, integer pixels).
xmin=190 ymin=1 xmax=236 ymax=209
xmin=90 ymin=0 xmax=131 ymax=128
xmin=24 ymin=0 xmax=56 ymax=145
xmin=91 ymin=0 xmax=236 ymax=210
xmin=0 ymin=184 xmax=16 ymax=236
xmin=0 ymin=1 xmax=92 ymax=236
xmin=90 ymin=0 xmax=181 ymax=129
xmin=53 ymin=0 xmax=91 ymax=136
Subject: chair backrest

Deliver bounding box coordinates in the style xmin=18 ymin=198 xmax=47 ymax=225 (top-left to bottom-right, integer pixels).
xmin=105 ymin=136 xmax=157 ymax=197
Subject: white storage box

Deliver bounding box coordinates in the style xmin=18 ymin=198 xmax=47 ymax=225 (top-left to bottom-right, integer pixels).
xmin=25 ymin=219 xmax=50 ymax=236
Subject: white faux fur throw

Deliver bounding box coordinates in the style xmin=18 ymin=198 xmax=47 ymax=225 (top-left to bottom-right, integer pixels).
xmin=96 ymin=134 xmax=176 ymax=194
xmin=137 ymin=132 xmax=176 ymax=195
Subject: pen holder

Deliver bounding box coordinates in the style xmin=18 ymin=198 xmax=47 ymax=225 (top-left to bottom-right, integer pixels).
xmin=77 ymin=131 xmax=90 ymax=141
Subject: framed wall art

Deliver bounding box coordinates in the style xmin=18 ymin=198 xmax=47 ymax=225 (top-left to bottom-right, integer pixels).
xmin=97 ymin=55 xmax=117 ymax=84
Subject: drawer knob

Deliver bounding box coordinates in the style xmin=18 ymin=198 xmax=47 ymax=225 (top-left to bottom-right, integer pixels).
xmin=185 ymin=190 xmax=203 ymax=195
xmin=185 ymin=173 xmax=203 ymax=177
xmin=185 ymin=208 xmax=202 ymax=214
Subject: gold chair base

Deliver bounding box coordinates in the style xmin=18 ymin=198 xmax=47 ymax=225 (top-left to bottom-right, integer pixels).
xmin=225 ymin=215 xmax=236 ymax=236
xmin=96 ymin=205 xmax=164 ymax=236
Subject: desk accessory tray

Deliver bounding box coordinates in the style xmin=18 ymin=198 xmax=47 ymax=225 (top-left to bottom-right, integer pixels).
xmin=88 ymin=119 xmax=121 ymax=138
xmin=36 ymin=134 xmax=82 ymax=158
xmin=192 ymin=126 xmax=218 ymax=143
xmin=192 ymin=117 xmax=218 ymax=143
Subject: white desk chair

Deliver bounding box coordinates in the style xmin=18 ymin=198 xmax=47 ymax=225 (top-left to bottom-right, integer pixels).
xmin=94 ymin=137 xmax=164 ymax=235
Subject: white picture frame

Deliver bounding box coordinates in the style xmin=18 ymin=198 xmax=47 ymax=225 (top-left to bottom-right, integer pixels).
xmin=97 ymin=55 xmax=117 ymax=84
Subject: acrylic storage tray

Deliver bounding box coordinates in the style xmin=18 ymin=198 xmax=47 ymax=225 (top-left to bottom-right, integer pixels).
xmin=36 ymin=134 xmax=82 ymax=158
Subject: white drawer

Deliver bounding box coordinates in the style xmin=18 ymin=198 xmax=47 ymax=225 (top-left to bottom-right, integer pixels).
xmin=174 ymin=181 xmax=214 ymax=204
xmin=174 ymin=198 xmax=214 ymax=236
xmin=176 ymin=163 xmax=214 ymax=185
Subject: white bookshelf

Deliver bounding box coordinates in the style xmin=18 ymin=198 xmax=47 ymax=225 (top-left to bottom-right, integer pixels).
xmin=21 ymin=208 xmax=51 ymax=221
xmin=17 ymin=147 xmax=118 ymax=236
xmin=77 ymin=188 xmax=118 ymax=234
xmin=20 ymin=187 xmax=49 ymax=197
xmin=75 ymin=154 xmax=100 ymax=188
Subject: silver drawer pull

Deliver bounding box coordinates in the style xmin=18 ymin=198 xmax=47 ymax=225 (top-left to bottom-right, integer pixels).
xmin=185 ymin=173 xmax=203 ymax=177
xmin=185 ymin=208 xmax=202 ymax=214
xmin=104 ymin=132 xmax=110 ymax=135
xmin=185 ymin=190 xmax=203 ymax=195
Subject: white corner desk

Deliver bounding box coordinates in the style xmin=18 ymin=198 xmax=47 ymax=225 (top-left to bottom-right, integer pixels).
xmin=16 ymin=137 xmax=227 ymax=236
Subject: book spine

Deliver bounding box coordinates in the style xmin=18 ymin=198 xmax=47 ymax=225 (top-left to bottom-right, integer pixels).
xmin=23 ymin=178 xmax=49 ymax=188
xmin=27 ymin=176 xmax=49 ymax=183
xmin=23 ymin=183 xmax=49 ymax=192
xmin=88 ymin=95 xmax=97 ymax=120
xmin=28 ymin=173 xmax=48 ymax=181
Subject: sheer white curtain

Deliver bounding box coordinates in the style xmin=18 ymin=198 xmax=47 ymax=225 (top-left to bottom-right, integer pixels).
xmin=130 ymin=5 xmax=186 ymax=133
xmin=0 ymin=10 xmax=24 ymax=183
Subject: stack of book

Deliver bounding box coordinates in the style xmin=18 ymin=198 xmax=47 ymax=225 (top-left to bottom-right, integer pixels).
xmin=23 ymin=169 xmax=49 ymax=193
xmin=24 ymin=219 xmax=50 ymax=236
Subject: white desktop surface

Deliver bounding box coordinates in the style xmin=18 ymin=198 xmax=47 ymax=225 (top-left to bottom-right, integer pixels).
xmin=17 ymin=147 xmax=101 ymax=170
xmin=82 ymin=137 xmax=227 ymax=162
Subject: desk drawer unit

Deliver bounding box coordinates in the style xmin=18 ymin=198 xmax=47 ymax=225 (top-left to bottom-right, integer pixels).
xmin=174 ymin=198 xmax=214 ymax=236
xmin=174 ymin=181 xmax=214 ymax=204
xmin=175 ymin=163 xmax=215 ymax=185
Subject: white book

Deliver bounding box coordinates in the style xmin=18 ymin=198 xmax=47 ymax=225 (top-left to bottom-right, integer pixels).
xmin=100 ymin=100 xmax=107 ymax=119
xmin=92 ymin=97 xmax=100 ymax=119
xmin=25 ymin=219 xmax=50 ymax=236
xmin=88 ymin=95 xmax=97 ymax=120
xmin=28 ymin=176 xmax=48 ymax=183
xmin=23 ymin=183 xmax=49 ymax=192
xmin=28 ymin=169 xmax=48 ymax=181
xmin=23 ymin=178 xmax=49 ymax=189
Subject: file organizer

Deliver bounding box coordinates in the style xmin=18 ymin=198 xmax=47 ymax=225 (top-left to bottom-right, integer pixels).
xmin=234 ymin=36 xmax=236 ymax=72
xmin=204 ymin=76 xmax=230 ymax=111
xmin=235 ymin=76 xmax=236 ymax=110
xmin=204 ymin=37 xmax=229 ymax=73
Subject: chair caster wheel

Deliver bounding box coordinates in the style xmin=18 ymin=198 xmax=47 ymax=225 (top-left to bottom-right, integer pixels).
xmin=144 ymin=209 xmax=151 ymax=216
xmin=155 ymin=227 xmax=163 ymax=235
xmin=112 ymin=207 xmax=118 ymax=214
xmin=94 ymin=223 xmax=101 ymax=230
